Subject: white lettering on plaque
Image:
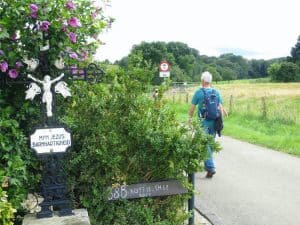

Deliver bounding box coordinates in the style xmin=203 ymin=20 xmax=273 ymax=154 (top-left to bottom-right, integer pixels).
xmin=30 ymin=127 xmax=71 ymax=154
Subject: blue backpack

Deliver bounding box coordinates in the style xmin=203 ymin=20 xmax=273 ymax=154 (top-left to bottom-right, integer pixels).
xmin=200 ymin=88 xmax=220 ymax=120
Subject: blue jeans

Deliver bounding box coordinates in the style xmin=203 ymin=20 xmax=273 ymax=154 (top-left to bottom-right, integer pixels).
xmin=202 ymin=120 xmax=216 ymax=172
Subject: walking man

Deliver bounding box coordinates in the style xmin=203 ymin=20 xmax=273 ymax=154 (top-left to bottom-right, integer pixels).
xmin=188 ymin=71 xmax=224 ymax=178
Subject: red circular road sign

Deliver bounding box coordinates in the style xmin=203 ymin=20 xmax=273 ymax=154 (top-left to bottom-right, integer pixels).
xmin=159 ymin=61 xmax=170 ymax=72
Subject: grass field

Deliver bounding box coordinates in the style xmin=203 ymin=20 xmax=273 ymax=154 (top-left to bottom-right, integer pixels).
xmin=167 ymin=80 xmax=300 ymax=156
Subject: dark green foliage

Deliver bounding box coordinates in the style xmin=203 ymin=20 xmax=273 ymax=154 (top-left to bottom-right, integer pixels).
xmin=268 ymin=62 xmax=300 ymax=82
xmin=291 ymin=35 xmax=300 ymax=64
xmin=0 ymin=89 xmax=41 ymax=224
xmin=248 ymin=59 xmax=269 ymax=78
xmin=117 ymin=41 xmax=276 ymax=83
xmin=61 ymin=66 xmax=216 ymax=224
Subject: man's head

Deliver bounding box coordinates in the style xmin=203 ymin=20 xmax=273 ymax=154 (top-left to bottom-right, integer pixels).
xmin=201 ymin=71 xmax=212 ymax=86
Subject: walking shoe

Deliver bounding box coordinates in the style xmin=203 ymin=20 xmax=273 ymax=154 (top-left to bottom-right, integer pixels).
xmin=206 ymin=170 xmax=216 ymax=178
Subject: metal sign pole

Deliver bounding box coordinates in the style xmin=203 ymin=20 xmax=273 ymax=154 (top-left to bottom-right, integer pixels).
xmin=188 ymin=173 xmax=195 ymax=225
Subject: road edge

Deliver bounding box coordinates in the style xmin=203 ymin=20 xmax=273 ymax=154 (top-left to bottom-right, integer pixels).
xmin=195 ymin=203 xmax=225 ymax=225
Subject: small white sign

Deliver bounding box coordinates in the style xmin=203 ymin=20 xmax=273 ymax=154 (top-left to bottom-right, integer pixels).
xmin=30 ymin=127 xmax=71 ymax=154
xmin=159 ymin=71 xmax=170 ymax=78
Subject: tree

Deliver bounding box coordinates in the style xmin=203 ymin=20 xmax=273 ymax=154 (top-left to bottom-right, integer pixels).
xmin=291 ymin=35 xmax=300 ymax=64
xmin=248 ymin=59 xmax=269 ymax=78
xmin=219 ymin=67 xmax=236 ymax=81
xmin=0 ymin=0 xmax=112 ymax=79
xmin=219 ymin=54 xmax=250 ymax=79
xmin=268 ymin=62 xmax=281 ymax=81
xmin=205 ymin=66 xmax=222 ymax=83
xmin=268 ymin=62 xmax=300 ymax=82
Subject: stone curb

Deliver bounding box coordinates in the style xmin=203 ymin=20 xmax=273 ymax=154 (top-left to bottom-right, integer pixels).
xmin=196 ymin=204 xmax=225 ymax=225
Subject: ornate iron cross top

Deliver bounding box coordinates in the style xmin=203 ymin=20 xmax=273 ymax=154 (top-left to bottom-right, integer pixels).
xmin=1 ymin=48 xmax=104 ymax=125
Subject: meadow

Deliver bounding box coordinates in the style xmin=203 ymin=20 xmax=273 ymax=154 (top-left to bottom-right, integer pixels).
xmin=166 ymin=80 xmax=300 ymax=156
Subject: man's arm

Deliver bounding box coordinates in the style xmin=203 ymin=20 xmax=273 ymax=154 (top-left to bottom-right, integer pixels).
xmin=188 ymin=104 xmax=196 ymax=124
xmin=218 ymin=103 xmax=228 ymax=117
xmin=216 ymin=90 xmax=227 ymax=117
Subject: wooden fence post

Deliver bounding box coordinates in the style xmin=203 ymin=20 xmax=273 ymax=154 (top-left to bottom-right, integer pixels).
xmin=186 ymin=93 xmax=189 ymax=103
xmin=262 ymin=96 xmax=267 ymax=118
xmin=229 ymin=95 xmax=233 ymax=114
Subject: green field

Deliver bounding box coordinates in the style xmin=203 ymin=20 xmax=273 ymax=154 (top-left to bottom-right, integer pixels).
xmin=167 ymin=80 xmax=300 ymax=156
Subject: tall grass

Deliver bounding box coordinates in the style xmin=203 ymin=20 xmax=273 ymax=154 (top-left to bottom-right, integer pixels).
xmin=167 ymin=80 xmax=300 ymax=156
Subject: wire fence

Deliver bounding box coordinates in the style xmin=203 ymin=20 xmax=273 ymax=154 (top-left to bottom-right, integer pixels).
xmin=163 ymin=82 xmax=299 ymax=125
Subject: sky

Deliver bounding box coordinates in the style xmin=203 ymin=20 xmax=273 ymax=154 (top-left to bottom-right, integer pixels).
xmin=95 ymin=0 xmax=300 ymax=62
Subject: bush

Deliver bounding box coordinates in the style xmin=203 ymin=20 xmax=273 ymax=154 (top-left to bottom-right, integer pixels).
xmin=269 ymin=62 xmax=300 ymax=82
xmin=0 ymin=188 xmax=16 ymax=225
xmin=0 ymin=90 xmax=41 ymax=224
xmin=61 ymin=66 xmax=219 ymax=224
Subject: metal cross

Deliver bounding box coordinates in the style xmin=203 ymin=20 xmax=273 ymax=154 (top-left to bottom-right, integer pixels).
xmin=0 ymin=48 xmax=104 ymax=218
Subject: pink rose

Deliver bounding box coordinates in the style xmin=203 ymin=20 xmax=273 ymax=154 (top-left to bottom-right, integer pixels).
xmin=79 ymin=70 xmax=84 ymax=76
xmin=70 ymin=52 xmax=78 ymax=59
xmin=31 ymin=12 xmax=38 ymax=19
xmin=40 ymin=21 xmax=51 ymax=31
xmin=61 ymin=25 xmax=67 ymax=32
xmin=30 ymin=4 xmax=38 ymax=13
xmin=70 ymin=65 xmax=78 ymax=74
xmin=81 ymin=51 xmax=88 ymax=61
xmin=16 ymin=61 xmax=23 ymax=68
xmin=68 ymin=17 xmax=81 ymax=27
xmin=8 ymin=69 xmax=19 ymax=79
xmin=66 ymin=1 xmax=76 ymax=10
xmin=68 ymin=32 xmax=77 ymax=43
xmin=11 ymin=33 xmax=17 ymax=41
xmin=0 ymin=61 xmax=8 ymax=72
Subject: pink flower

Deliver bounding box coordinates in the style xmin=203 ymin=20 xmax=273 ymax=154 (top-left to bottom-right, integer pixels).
xmin=68 ymin=17 xmax=81 ymax=27
xmin=81 ymin=51 xmax=88 ymax=61
xmin=68 ymin=32 xmax=77 ymax=43
xmin=8 ymin=69 xmax=19 ymax=79
xmin=93 ymin=33 xmax=98 ymax=40
xmin=66 ymin=1 xmax=76 ymax=10
xmin=31 ymin=12 xmax=38 ymax=19
xmin=0 ymin=61 xmax=8 ymax=72
xmin=11 ymin=33 xmax=17 ymax=41
xmin=79 ymin=70 xmax=84 ymax=76
xmin=40 ymin=21 xmax=51 ymax=31
xmin=16 ymin=61 xmax=23 ymax=68
xmin=91 ymin=12 xmax=97 ymax=20
xmin=70 ymin=65 xmax=77 ymax=74
xmin=70 ymin=52 xmax=78 ymax=59
xmin=61 ymin=25 xmax=67 ymax=32
xmin=30 ymin=4 xmax=38 ymax=13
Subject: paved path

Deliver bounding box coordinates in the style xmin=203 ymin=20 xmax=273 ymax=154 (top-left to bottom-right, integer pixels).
xmin=195 ymin=136 xmax=300 ymax=225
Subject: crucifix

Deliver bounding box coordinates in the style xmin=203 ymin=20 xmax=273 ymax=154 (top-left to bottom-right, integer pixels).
xmin=26 ymin=73 xmax=71 ymax=117
xmin=0 ymin=45 xmax=104 ymax=218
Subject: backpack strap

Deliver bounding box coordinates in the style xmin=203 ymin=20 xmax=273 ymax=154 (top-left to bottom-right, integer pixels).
xmin=200 ymin=88 xmax=207 ymax=118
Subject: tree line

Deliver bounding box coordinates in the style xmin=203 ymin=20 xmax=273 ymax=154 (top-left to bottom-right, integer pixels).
xmin=111 ymin=36 xmax=300 ymax=84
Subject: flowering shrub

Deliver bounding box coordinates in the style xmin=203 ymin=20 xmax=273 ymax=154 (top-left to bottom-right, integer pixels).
xmin=0 ymin=0 xmax=112 ymax=79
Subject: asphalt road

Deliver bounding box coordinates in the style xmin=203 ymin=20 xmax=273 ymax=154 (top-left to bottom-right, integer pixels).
xmin=195 ymin=136 xmax=300 ymax=225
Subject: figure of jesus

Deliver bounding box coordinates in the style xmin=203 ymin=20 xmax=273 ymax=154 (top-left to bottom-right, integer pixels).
xmin=28 ymin=73 xmax=64 ymax=117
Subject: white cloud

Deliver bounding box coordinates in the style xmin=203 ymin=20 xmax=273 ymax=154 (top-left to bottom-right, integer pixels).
xmin=95 ymin=0 xmax=300 ymax=62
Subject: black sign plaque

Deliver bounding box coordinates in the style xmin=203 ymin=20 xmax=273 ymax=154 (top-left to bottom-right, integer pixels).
xmin=108 ymin=180 xmax=188 ymax=201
